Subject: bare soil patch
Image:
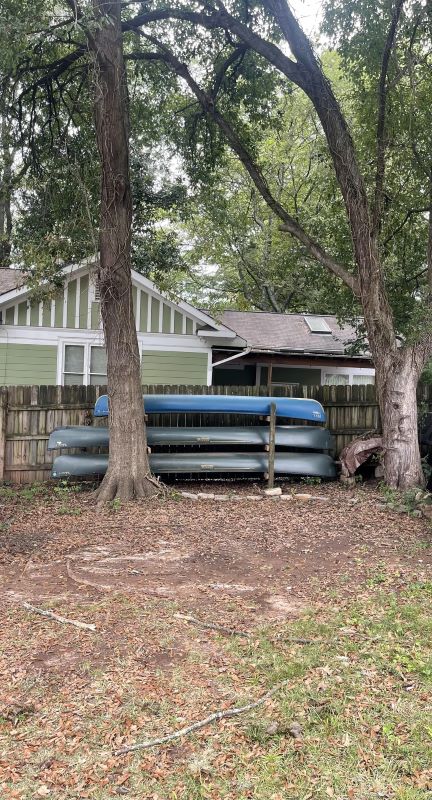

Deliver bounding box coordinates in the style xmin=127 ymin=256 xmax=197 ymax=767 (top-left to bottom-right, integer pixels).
xmin=1 ymin=482 xmax=431 ymax=631
xmin=0 ymin=482 xmax=431 ymax=799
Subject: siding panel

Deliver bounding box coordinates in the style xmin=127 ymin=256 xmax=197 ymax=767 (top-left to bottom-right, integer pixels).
xmin=42 ymin=301 xmax=51 ymax=327
xmin=91 ymin=301 xmax=100 ymax=330
xmin=0 ymin=344 xmax=57 ymax=386
xmin=67 ymin=280 xmax=77 ymax=328
xmin=30 ymin=303 xmax=39 ymax=327
xmin=174 ymin=310 xmax=183 ymax=334
xmin=18 ymin=302 xmax=27 ymax=325
xmin=79 ymin=275 xmax=89 ymax=328
xmin=141 ymin=350 xmax=208 ymax=385
xmin=151 ymin=298 xmax=160 ymax=333
xmin=162 ymin=304 xmax=171 ymax=333
xmin=139 ymin=292 xmax=148 ymax=332
xmin=54 ymin=293 xmax=63 ymax=328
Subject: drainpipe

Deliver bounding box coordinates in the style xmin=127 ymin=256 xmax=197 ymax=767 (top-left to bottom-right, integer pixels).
xmin=212 ymin=346 xmax=252 ymax=368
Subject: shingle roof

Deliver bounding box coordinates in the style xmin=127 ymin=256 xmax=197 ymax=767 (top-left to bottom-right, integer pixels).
xmin=219 ymin=310 xmax=362 ymax=356
xmin=0 ymin=269 xmax=24 ymax=296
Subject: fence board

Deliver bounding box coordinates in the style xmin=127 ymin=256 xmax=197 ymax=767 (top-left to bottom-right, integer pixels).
xmin=0 ymin=383 xmax=430 ymax=484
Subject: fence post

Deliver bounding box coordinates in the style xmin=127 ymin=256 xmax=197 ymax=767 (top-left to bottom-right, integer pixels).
xmin=0 ymin=387 xmax=8 ymax=483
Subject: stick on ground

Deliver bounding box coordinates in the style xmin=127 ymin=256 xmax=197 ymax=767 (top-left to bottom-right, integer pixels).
xmin=23 ymin=602 xmax=96 ymax=631
xmin=114 ymin=678 xmax=289 ymax=755
xmin=174 ymin=612 xmax=251 ymax=639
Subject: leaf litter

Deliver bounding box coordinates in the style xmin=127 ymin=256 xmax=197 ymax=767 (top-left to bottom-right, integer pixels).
xmin=0 ymin=481 xmax=431 ymax=798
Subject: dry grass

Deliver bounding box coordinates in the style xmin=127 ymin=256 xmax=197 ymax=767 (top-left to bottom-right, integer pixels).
xmin=0 ymin=581 xmax=431 ymax=799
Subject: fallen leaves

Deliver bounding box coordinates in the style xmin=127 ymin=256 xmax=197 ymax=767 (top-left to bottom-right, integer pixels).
xmin=0 ymin=484 xmax=431 ymax=798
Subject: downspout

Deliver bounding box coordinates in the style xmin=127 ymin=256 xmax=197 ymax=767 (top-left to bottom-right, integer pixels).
xmin=212 ymin=346 xmax=252 ymax=368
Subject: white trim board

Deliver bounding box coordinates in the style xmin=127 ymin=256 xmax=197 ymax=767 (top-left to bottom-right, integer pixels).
xmin=0 ymin=326 xmax=211 ymax=351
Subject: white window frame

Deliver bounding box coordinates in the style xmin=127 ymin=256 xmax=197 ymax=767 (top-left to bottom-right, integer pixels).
xmin=323 ymin=372 xmax=350 ymax=386
xmin=59 ymin=340 xmax=107 ymax=386
xmin=304 ymin=316 xmax=332 ymax=334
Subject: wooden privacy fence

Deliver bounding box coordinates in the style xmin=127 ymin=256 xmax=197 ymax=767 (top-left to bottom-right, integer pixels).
xmin=1 ymin=383 xmax=432 ymax=484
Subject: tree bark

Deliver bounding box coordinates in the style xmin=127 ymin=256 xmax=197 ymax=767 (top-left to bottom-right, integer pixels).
xmin=375 ymin=348 xmax=426 ymax=488
xmin=90 ymin=0 xmax=156 ymax=502
xmin=0 ymin=109 xmax=13 ymax=268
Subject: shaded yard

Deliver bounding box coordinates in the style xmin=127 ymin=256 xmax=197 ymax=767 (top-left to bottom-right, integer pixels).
xmin=0 ymin=482 xmax=431 ymax=798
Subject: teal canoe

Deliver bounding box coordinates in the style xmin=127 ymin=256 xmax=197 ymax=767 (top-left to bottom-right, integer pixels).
xmin=48 ymin=425 xmax=333 ymax=451
xmin=94 ymin=393 xmax=326 ymax=422
xmin=51 ymin=452 xmax=337 ymax=479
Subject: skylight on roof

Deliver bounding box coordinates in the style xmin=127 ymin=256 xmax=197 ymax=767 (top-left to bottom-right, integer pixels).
xmin=304 ymin=316 xmax=332 ymax=334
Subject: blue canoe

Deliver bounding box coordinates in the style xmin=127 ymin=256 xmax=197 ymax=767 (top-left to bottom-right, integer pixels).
xmin=47 ymin=424 xmax=333 ymax=451
xmin=94 ymin=394 xmax=326 ymax=423
xmin=52 ymin=452 xmax=336 ymax=479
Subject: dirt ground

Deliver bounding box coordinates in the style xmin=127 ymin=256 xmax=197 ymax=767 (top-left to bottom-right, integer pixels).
xmin=1 ymin=481 xmax=432 ymax=799
xmin=1 ymin=481 xmax=431 ymax=633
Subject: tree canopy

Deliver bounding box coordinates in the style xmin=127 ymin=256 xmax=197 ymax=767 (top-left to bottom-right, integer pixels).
xmin=3 ymin=0 xmax=432 ymax=487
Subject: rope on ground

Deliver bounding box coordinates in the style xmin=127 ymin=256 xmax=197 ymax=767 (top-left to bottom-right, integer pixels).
xmin=114 ymin=678 xmax=290 ymax=755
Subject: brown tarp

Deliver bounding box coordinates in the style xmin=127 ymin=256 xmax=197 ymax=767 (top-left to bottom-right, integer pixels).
xmin=340 ymin=436 xmax=383 ymax=477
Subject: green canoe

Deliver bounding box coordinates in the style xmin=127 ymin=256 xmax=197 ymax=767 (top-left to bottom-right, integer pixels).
xmin=48 ymin=425 xmax=333 ymax=451
xmin=52 ymin=452 xmax=337 ymax=479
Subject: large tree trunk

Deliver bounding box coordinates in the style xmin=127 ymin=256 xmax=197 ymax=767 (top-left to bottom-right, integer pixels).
xmin=375 ymin=348 xmax=426 ymax=489
xmin=0 ymin=109 xmax=13 ymax=268
xmin=91 ymin=0 xmax=156 ymax=502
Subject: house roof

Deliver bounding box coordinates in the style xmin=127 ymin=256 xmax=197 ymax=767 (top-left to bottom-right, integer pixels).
xmin=0 ymin=261 xmax=238 ymax=341
xmin=219 ymin=310 xmax=365 ymax=357
xmin=0 ymin=269 xmax=24 ymax=295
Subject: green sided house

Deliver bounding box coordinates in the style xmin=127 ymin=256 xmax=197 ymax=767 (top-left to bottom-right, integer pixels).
xmin=0 ymin=262 xmax=239 ymax=386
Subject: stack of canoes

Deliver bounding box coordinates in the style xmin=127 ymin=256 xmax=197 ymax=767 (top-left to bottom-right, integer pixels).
xmin=49 ymin=394 xmax=337 ymax=480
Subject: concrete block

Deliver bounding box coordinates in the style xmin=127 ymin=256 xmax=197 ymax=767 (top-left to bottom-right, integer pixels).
xmin=264 ymin=487 xmax=282 ymax=497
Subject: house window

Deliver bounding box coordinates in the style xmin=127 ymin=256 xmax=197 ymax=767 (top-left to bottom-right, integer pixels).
xmin=90 ymin=346 xmax=107 ymax=385
xmin=324 ymin=373 xmax=349 ymax=386
xmin=63 ymin=344 xmax=107 ymax=386
xmin=353 ymin=374 xmax=375 ymax=385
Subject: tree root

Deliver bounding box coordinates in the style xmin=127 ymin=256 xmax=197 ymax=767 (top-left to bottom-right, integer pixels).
xmin=93 ymin=470 xmax=165 ymax=505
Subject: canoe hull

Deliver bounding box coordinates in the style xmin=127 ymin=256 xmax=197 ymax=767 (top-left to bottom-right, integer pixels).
xmin=48 ymin=425 xmax=333 ymax=451
xmin=52 ymin=452 xmax=337 ymax=479
xmin=93 ymin=393 xmax=326 ymax=422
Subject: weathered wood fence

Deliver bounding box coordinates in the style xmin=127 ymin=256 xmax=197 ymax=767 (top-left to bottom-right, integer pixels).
xmin=1 ymin=383 xmax=432 ymax=484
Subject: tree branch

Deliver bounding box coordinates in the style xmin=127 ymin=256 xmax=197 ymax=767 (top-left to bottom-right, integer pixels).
xmin=131 ymin=41 xmax=359 ymax=295
xmin=383 ymin=206 xmax=431 ymax=246
xmin=122 ymin=7 xmax=305 ymax=87
xmin=372 ymin=0 xmax=405 ymax=234
xmin=211 ymin=44 xmax=247 ymax=100
xmin=114 ymin=678 xmax=290 ymax=755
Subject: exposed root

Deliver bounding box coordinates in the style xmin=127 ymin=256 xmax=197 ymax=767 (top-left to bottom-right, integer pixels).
xmin=66 ymin=559 xmax=116 ymax=592
xmin=66 ymin=558 xmax=172 ymax=599
xmin=93 ymin=470 xmax=163 ymax=505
